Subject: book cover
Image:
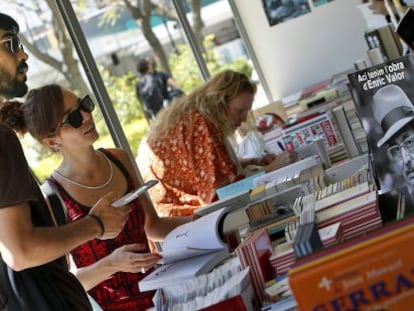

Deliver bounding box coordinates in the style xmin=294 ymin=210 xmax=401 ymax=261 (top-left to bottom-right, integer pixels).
xmin=139 ymin=208 xmax=230 ymax=291
xmin=236 ymin=229 xmax=274 ymax=304
xmin=216 ymin=172 xmax=265 ymax=200
xmin=251 ymin=229 xmax=274 ymax=283
xmin=348 ymin=55 xmax=414 ymax=208
xmin=281 ymin=113 xmax=338 ymax=151
xmin=288 ymin=216 xmax=414 ymax=310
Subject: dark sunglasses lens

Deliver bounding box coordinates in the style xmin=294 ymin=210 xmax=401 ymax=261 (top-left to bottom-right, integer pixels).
xmin=80 ymin=96 xmax=95 ymax=112
xmin=11 ymin=37 xmax=21 ymax=53
xmin=66 ymin=110 xmax=83 ymax=128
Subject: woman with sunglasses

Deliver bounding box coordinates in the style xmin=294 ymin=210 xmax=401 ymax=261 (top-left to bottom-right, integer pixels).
xmin=6 ymin=84 xmax=188 ymax=311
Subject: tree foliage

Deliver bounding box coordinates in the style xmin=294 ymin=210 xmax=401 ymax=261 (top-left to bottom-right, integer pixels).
xmin=169 ymin=35 xmax=253 ymax=92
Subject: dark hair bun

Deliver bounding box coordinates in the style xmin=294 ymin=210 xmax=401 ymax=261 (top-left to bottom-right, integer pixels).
xmin=0 ymin=100 xmax=27 ymax=134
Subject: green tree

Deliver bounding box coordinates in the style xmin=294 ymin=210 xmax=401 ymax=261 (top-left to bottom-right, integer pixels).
xmin=87 ymin=0 xmax=204 ymax=75
xmin=169 ymin=35 xmax=253 ymax=93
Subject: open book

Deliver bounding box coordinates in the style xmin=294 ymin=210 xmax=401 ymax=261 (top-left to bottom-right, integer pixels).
xmin=139 ymin=208 xmax=230 ymax=292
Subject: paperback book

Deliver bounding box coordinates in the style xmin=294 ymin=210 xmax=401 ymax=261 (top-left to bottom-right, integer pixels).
xmin=348 ymin=55 xmax=414 ymax=211
xmin=139 ymin=208 xmax=230 ymax=292
xmin=288 ymin=215 xmax=414 ymax=310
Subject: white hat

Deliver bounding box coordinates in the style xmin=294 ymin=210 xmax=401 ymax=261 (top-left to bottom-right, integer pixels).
xmin=256 ymin=115 xmax=272 ymax=129
xmin=373 ymin=84 xmax=414 ymax=148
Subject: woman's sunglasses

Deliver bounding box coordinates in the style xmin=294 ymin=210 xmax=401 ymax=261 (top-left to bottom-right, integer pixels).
xmin=0 ymin=36 xmax=23 ymax=54
xmin=49 ymin=95 xmax=95 ymax=137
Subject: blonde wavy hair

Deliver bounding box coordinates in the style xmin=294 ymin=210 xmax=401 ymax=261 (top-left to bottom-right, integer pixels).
xmin=147 ymin=70 xmax=256 ymax=141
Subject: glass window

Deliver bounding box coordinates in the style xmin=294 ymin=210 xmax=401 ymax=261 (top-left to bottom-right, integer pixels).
xmin=4 ymin=0 xmax=260 ymax=182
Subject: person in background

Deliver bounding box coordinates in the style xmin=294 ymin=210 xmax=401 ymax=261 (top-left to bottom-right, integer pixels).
xmin=365 ymin=0 xmax=409 ymax=23
xmin=135 ymin=57 xmax=182 ymax=121
xmin=137 ymin=70 xmax=298 ymax=217
xmin=257 ymin=112 xmax=285 ymax=135
xmin=7 ymin=83 xmax=190 ymax=311
xmin=0 ymin=12 xmax=129 ymax=310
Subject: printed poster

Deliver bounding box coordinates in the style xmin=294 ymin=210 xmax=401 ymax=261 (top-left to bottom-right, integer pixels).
xmin=261 ymin=0 xmax=311 ymax=26
xmin=282 ymin=113 xmax=338 ymax=151
xmin=348 ymin=55 xmax=414 ymax=204
xmin=311 ymin=0 xmax=337 ymax=8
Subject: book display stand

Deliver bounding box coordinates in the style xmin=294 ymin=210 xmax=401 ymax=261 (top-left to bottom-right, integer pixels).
xmin=144 ymin=59 xmax=414 ymax=310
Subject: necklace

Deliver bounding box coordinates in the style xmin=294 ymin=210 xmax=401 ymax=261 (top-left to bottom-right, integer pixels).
xmin=54 ymin=151 xmax=113 ymax=190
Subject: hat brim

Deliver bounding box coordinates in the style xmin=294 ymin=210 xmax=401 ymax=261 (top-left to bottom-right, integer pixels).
xmin=377 ymin=116 xmax=414 ymax=148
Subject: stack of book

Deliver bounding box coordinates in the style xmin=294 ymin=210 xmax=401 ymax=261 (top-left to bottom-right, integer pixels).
xmin=314 ymin=180 xmax=370 ymax=211
xmin=331 ymin=99 xmax=370 ymax=159
xmin=269 ymin=222 xmax=344 ymax=276
xmin=269 ymin=242 xmax=295 ymax=276
xmin=235 ymin=229 xmax=274 ymax=305
xmin=316 ymin=190 xmax=382 ymax=240
xmin=250 ymin=164 xmax=327 ymax=202
xmin=292 ymin=196 xmax=323 ymax=259
xmin=342 ymin=99 xmax=368 ymax=154
xmin=253 ymin=155 xmax=322 ymax=187
xmin=263 ymin=274 xmax=292 ymax=305
xmin=331 ymin=105 xmax=361 ymax=159
xmin=150 ymin=257 xmax=255 ymax=310
xmin=246 ymin=198 xmax=296 ymax=231
xmin=290 ymin=168 xmax=381 ymax=240
xmin=318 ymin=222 xmax=344 ymax=247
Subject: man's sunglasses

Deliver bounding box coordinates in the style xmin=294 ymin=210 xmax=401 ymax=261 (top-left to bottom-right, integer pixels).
xmin=49 ymin=95 xmax=95 ymax=137
xmin=0 ymin=36 xmax=23 ymax=54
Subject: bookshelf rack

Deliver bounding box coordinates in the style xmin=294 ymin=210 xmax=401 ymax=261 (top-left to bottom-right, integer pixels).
xmin=149 ymin=65 xmax=414 ymax=310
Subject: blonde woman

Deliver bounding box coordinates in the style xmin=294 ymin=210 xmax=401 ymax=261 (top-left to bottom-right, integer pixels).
xmin=138 ymin=70 xmax=298 ymax=217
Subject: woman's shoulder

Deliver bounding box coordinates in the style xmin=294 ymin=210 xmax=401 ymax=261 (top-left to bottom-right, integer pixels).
xmin=101 ymin=147 xmax=129 ymax=162
xmin=102 ymin=147 xmax=136 ymax=172
xmin=188 ymin=110 xmax=211 ymax=127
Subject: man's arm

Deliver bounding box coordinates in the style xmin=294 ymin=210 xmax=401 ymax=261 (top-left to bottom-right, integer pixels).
xmin=167 ymin=77 xmax=180 ymax=90
xmin=0 ymin=192 xmax=129 ymax=271
xmin=0 ymin=202 xmax=99 ymax=270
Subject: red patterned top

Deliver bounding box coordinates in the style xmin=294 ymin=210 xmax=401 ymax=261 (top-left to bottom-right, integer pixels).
xmin=47 ymin=149 xmax=154 ymax=311
xmin=138 ymin=111 xmax=238 ymax=217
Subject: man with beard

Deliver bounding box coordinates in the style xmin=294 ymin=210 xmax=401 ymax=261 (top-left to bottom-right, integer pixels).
xmin=374 ymin=84 xmax=414 ymax=201
xmin=0 ymin=13 xmax=130 ymax=310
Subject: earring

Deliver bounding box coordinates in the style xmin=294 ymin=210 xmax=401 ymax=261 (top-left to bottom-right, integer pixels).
xmin=52 ymin=142 xmax=61 ymax=152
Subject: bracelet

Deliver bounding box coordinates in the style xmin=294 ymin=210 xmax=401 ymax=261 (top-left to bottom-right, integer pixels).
xmin=88 ymin=214 xmax=105 ymax=238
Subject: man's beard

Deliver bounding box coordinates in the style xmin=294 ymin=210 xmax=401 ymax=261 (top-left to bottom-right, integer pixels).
xmin=0 ymin=66 xmax=28 ymax=99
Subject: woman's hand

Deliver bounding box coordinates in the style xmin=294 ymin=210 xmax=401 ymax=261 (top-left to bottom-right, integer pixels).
xmin=256 ymin=153 xmax=277 ymax=166
xmin=264 ymin=150 xmax=299 ymax=172
xmin=103 ymin=243 xmax=161 ymax=274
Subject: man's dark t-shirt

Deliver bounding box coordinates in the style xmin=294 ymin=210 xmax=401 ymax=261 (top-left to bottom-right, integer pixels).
xmin=0 ymin=123 xmax=92 ymax=310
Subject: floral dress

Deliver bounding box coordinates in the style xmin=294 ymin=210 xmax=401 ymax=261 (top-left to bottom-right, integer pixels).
xmin=138 ymin=111 xmax=238 ymax=217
